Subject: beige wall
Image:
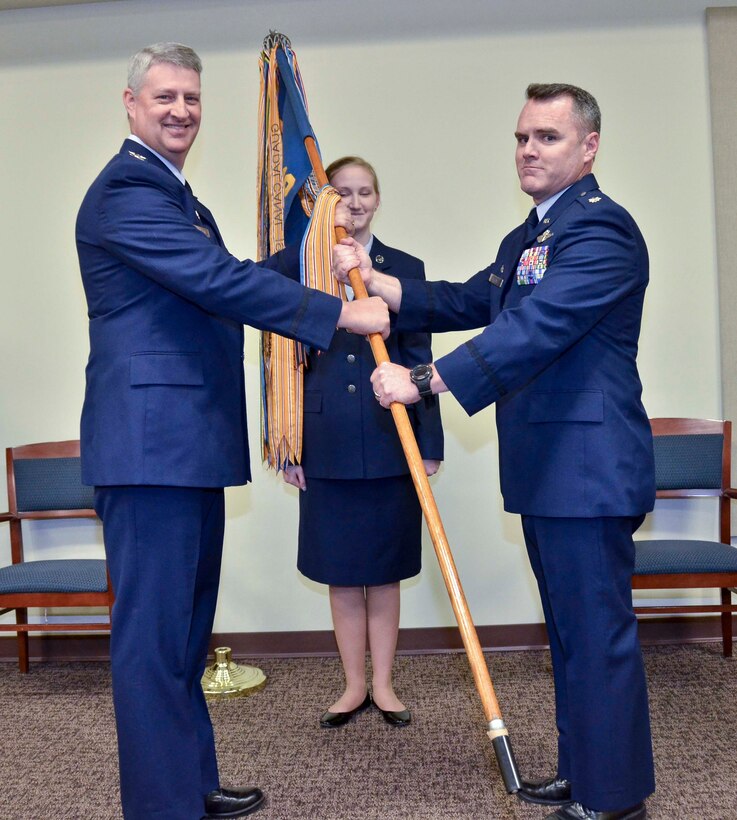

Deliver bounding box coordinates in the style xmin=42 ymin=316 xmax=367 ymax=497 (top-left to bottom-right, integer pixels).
xmin=708 ymin=7 xmax=737 ymax=515
xmin=0 ymin=3 xmax=722 ymax=634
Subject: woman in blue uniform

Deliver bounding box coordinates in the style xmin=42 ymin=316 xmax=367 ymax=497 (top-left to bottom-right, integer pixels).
xmin=283 ymin=156 xmax=444 ymax=727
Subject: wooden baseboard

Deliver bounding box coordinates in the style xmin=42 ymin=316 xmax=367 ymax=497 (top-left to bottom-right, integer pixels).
xmin=0 ymin=617 xmax=733 ymax=666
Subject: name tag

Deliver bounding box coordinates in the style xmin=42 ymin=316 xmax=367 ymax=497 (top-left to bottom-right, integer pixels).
xmin=516 ymin=245 xmax=549 ymax=285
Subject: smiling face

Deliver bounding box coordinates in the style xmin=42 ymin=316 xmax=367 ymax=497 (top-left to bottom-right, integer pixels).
xmin=515 ymin=95 xmax=599 ymax=204
xmin=329 ymin=164 xmax=380 ymax=245
xmin=123 ymin=62 xmax=201 ymax=170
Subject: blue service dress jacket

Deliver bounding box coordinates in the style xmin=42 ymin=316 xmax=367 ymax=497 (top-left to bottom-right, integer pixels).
xmin=397 ymin=173 xmax=655 ymax=518
xmin=298 ymin=237 xmax=444 ymax=479
xmin=76 ymin=139 xmax=342 ymax=489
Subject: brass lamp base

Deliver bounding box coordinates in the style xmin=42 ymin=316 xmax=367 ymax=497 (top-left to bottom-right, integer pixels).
xmin=201 ymin=646 xmax=267 ymax=699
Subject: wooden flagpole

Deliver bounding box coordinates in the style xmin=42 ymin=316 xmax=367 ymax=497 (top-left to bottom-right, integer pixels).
xmin=304 ymin=137 xmax=522 ymax=795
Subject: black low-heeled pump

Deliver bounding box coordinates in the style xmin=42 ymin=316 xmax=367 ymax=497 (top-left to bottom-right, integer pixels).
xmin=319 ymin=691 xmax=372 ymax=728
xmin=376 ymin=703 xmax=411 ymax=727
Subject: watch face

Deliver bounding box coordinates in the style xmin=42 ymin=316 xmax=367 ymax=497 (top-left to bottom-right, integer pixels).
xmin=412 ymin=364 xmax=432 ymax=380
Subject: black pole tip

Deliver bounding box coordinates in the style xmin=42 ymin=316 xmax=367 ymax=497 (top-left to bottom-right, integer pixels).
xmin=491 ymin=734 xmax=523 ymax=794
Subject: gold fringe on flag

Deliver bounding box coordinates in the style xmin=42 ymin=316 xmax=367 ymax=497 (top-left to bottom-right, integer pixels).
xmin=261 ymin=186 xmax=345 ymax=471
xmin=257 ymin=45 xmax=344 ymax=471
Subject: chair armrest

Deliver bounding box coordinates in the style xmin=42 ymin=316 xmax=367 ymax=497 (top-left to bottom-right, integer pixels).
xmin=725 ymin=489 xmax=737 ymax=499
xmin=0 ymin=512 xmax=12 ymax=523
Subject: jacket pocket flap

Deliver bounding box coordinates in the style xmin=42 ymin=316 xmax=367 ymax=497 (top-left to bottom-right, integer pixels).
xmin=528 ymin=390 xmax=603 ymax=423
xmin=130 ymin=353 xmax=204 ymax=386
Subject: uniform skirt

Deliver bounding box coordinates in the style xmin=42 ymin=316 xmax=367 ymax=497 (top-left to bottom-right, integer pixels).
xmin=297 ymin=474 xmax=422 ymax=586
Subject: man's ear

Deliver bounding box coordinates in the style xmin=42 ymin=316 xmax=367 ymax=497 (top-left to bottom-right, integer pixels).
xmin=123 ymin=87 xmax=136 ymax=120
xmin=583 ymin=131 xmax=600 ymax=163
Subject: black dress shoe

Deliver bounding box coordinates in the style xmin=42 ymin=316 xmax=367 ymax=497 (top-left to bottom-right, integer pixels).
xmin=202 ymin=786 xmax=265 ymax=818
xmin=545 ymin=801 xmax=646 ymax=820
xmin=319 ymin=691 xmax=372 ymax=727
xmin=518 ymin=775 xmax=572 ymax=805
xmin=375 ymin=703 xmax=411 ymax=726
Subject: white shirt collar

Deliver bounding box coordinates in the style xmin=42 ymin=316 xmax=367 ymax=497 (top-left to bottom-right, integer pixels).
xmin=128 ymin=135 xmax=186 ymax=186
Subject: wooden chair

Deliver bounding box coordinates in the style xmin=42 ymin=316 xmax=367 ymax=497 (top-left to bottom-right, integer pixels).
xmin=0 ymin=440 xmax=113 ymax=672
xmin=633 ymin=418 xmax=737 ymax=656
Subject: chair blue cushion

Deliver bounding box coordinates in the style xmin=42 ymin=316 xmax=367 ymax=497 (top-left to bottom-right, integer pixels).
xmin=654 ymin=434 xmax=723 ymax=490
xmin=13 ymin=457 xmax=94 ymax=512
xmin=635 ymin=539 xmax=737 ymax=575
xmin=0 ymin=559 xmax=108 ymax=594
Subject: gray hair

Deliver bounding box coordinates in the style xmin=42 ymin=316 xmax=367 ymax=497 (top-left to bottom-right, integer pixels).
xmin=127 ymin=43 xmax=202 ymax=94
xmin=526 ymin=83 xmax=601 ymax=135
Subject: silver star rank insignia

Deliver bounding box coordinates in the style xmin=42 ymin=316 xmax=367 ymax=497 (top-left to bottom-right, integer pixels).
xmin=588 ymin=197 xmax=602 ymax=203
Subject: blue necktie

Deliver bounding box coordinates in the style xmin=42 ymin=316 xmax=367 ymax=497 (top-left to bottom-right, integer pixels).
xmin=524 ymin=207 xmax=539 ymax=242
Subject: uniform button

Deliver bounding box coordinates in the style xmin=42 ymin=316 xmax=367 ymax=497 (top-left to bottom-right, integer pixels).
xmin=346 ymin=354 xmax=356 ymax=364
xmin=347 ymin=384 xmax=357 ymax=393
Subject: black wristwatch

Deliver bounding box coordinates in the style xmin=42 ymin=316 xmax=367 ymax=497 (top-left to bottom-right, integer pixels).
xmin=409 ymin=363 xmax=436 ymax=408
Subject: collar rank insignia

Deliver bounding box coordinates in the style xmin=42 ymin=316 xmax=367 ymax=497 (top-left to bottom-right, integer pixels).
xmin=542 ymin=217 xmax=550 ymax=225
xmin=588 ymin=196 xmax=601 ymax=203
xmin=194 ymin=224 xmax=210 ymax=239
xmin=374 ymin=254 xmax=384 ymax=264
xmin=536 ymin=229 xmax=553 ymax=243
xmin=127 ymin=150 xmax=146 ymax=161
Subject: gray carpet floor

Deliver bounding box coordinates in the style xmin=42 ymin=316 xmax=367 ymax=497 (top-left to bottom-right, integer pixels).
xmin=0 ymin=643 xmax=735 ymax=819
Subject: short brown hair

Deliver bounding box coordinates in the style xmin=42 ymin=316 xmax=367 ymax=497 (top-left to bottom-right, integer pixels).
xmin=526 ymin=83 xmax=601 ymax=135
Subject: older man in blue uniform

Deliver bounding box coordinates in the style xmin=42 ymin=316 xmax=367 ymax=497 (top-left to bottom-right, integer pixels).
xmin=335 ymin=84 xmax=655 ymax=820
xmin=76 ymin=43 xmax=388 ymax=820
